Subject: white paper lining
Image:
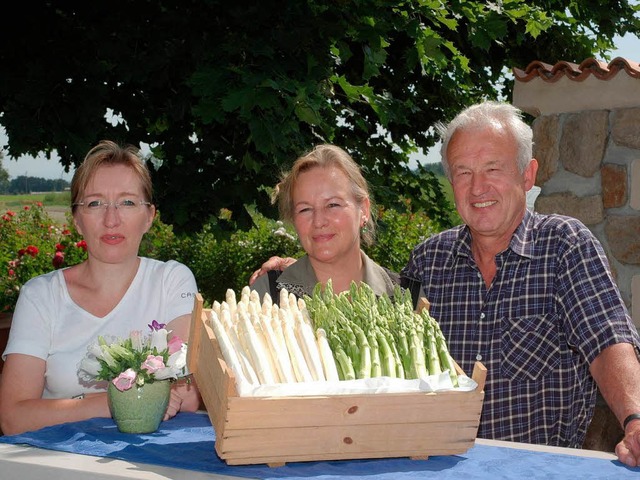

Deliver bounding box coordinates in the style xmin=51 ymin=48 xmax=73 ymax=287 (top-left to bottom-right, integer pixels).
xmin=234 ymin=370 xmax=478 ymax=397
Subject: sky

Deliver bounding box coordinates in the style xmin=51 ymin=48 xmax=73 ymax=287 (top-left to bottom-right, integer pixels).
xmin=1 ymin=33 xmax=639 ymax=181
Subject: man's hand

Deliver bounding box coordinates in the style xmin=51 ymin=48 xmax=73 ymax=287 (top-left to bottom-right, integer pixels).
xmin=249 ymin=256 xmax=297 ymax=285
xmin=615 ymin=420 xmax=640 ymax=467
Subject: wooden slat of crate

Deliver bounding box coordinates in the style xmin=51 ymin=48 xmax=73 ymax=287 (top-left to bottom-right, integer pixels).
xmin=219 ymin=422 xmax=478 ymax=465
xmin=224 ymin=389 xmax=483 ymax=429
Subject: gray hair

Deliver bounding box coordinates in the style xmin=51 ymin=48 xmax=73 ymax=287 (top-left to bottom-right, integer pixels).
xmin=436 ymin=101 xmax=533 ymax=181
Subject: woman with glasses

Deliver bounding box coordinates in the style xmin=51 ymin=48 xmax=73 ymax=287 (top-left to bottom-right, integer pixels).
xmin=0 ymin=140 xmax=200 ymax=435
xmin=250 ymin=144 xmax=423 ymax=306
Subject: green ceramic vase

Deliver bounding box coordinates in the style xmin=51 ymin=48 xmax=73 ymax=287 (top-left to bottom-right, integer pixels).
xmin=107 ymin=380 xmax=171 ymax=434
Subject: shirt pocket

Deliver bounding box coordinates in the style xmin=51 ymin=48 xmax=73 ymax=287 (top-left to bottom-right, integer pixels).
xmin=500 ymin=314 xmax=561 ymax=382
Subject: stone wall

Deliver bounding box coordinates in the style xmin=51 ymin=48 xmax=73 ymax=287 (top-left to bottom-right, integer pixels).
xmin=532 ymin=108 xmax=640 ymax=327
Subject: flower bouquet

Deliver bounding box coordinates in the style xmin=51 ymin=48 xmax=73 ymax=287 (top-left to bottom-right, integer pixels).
xmin=78 ymin=320 xmax=188 ymax=389
xmin=78 ymin=320 xmax=189 ymax=433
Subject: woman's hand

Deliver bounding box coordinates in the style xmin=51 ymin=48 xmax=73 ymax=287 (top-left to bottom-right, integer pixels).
xmin=163 ymin=376 xmax=202 ymax=421
xmin=248 ymin=256 xmax=297 ymax=285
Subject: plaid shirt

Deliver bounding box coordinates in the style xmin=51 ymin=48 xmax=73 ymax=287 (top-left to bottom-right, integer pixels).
xmin=402 ymin=209 xmax=640 ymax=447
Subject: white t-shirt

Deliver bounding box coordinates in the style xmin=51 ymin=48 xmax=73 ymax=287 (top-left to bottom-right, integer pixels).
xmin=2 ymin=257 xmax=198 ymax=399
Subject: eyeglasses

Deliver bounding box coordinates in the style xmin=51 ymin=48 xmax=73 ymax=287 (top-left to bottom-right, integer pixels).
xmin=73 ymin=199 xmax=152 ymax=215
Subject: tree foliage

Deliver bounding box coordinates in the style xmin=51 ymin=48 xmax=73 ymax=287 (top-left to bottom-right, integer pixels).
xmin=1 ymin=1 xmax=638 ymax=233
xmin=0 ymin=154 xmax=9 ymax=193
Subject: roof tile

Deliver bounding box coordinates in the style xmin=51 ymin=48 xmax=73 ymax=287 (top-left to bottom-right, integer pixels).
xmin=513 ymin=57 xmax=640 ymax=82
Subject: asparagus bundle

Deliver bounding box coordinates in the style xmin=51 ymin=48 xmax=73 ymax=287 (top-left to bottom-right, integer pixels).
xmin=208 ymin=282 xmax=459 ymax=388
xmin=207 ymin=286 xmax=339 ymax=387
xmin=305 ymin=281 xmax=459 ymax=386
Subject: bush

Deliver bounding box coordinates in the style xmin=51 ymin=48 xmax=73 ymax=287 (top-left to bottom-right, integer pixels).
xmin=0 ymin=202 xmax=87 ymax=312
xmin=366 ymin=204 xmax=439 ymax=274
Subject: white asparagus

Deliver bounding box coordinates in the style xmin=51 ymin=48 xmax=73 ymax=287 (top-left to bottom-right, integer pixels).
xmin=270 ymin=307 xmax=293 ymax=381
xmin=260 ymin=312 xmax=296 ymax=383
xmin=208 ymin=310 xmax=255 ymax=387
xmin=238 ymin=312 xmax=276 ymax=384
xmin=316 ymin=328 xmax=340 ymax=381
xmin=279 ymin=308 xmax=314 ymax=382
xmin=279 ymin=288 xmax=290 ymax=310
xmin=225 ymin=288 xmax=237 ymax=320
xmin=289 ymin=293 xmax=299 ymax=313
xmin=240 ymin=285 xmax=251 ymax=306
xmin=297 ymin=298 xmax=306 ymax=313
xmin=261 ymin=292 xmax=273 ymax=315
xmin=211 ymin=300 xmax=221 ymax=318
xmin=220 ymin=308 xmax=259 ymax=385
xmin=251 ymin=312 xmax=281 ymax=383
xmin=294 ymin=310 xmax=325 ymax=381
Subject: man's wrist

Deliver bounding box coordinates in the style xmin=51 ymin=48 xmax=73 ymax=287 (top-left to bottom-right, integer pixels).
xmin=623 ymin=413 xmax=640 ymax=431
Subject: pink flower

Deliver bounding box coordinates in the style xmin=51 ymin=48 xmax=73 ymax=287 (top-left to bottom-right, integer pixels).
xmin=167 ymin=336 xmax=184 ymax=355
xmin=141 ymin=354 xmax=165 ymax=374
xmin=112 ymin=368 xmax=137 ymax=391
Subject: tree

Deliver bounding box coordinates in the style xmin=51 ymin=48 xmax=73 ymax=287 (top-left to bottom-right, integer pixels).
xmin=1 ymin=1 xmax=638 ymax=233
xmin=0 ymin=152 xmax=9 ymax=194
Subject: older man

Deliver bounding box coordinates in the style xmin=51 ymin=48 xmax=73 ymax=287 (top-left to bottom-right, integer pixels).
xmin=401 ymin=101 xmax=640 ymax=466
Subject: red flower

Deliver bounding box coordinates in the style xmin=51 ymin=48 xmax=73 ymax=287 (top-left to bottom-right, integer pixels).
xmin=76 ymin=240 xmax=88 ymax=251
xmin=52 ymin=251 xmax=65 ymax=269
xmin=55 ymin=243 xmax=65 ymax=251
xmin=25 ymin=245 xmax=39 ymax=257
xmin=36 ymin=202 xmax=43 ymax=207
xmin=17 ymin=248 xmax=26 ymax=257
xmin=8 ymin=269 xmax=15 ymax=277
xmin=62 ymin=229 xmax=71 ymax=235
xmin=23 ymin=206 xmax=30 ymax=211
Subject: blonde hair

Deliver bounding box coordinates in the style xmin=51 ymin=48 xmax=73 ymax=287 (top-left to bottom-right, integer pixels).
xmin=71 ymin=140 xmax=153 ymax=213
xmin=273 ymin=144 xmax=376 ymax=246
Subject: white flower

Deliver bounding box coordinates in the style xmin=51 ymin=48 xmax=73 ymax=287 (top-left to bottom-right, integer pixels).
xmin=167 ymin=344 xmax=188 ymax=371
xmin=150 ymin=328 xmax=168 ymax=352
xmin=78 ymin=357 xmax=102 ymax=380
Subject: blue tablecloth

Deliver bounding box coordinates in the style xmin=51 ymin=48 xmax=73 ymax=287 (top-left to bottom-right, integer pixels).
xmin=0 ymin=412 xmax=637 ymax=479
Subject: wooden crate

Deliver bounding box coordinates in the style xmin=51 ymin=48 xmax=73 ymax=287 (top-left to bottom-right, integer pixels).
xmin=187 ymin=294 xmax=486 ymax=466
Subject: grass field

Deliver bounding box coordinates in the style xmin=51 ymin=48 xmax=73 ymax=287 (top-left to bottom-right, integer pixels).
xmin=0 ymin=192 xmax=71 ymax=223
xmin=0 ymin=192 xmax=70 ymax=209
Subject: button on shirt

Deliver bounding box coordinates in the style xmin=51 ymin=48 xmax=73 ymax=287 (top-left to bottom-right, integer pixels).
xmin=401 ymin=209 xmax=640 ymax=447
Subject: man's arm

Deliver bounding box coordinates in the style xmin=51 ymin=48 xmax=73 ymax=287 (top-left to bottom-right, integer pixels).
xmin=590 ymin=342 xmax=640 ymax=466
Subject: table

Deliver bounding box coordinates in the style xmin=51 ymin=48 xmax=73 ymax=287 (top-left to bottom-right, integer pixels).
xmin=0 ymin=412 xmax=637 ymax=480
xmin=0 ymin=443 xmax=240 ymax=480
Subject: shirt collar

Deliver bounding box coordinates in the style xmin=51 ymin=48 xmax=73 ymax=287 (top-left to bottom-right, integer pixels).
xmin=453 ymin=208 xmax=535 ymax=260
xmin=276 ymin=250 xmax=393 ymax=296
